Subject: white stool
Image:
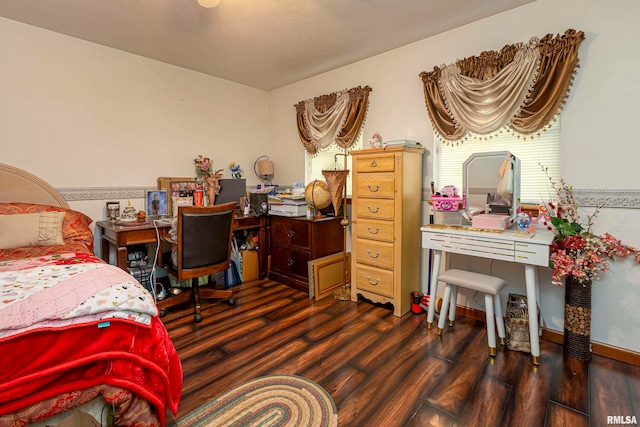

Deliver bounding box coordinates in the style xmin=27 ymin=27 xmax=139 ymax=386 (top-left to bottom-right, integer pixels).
xmin=436 ymin=269 xmax=507 ymax=356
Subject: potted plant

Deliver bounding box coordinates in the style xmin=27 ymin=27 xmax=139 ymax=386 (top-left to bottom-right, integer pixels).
xmin=541 ymin=166 xmax=640 ymax=360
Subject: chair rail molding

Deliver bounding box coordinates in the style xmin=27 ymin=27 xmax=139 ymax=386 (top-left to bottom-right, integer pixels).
xmin=572 ymin=189 xmax=640 ymax=209
xmin=57 ymin=186 xmax=151 ymax=201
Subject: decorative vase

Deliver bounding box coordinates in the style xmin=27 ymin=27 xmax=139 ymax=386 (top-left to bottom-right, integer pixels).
xmin=563 ymin=275 xmax=592 ymax=361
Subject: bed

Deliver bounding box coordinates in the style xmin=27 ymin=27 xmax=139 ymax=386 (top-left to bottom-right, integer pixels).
xmin=0 ymin=164 xmax=182 ymax=426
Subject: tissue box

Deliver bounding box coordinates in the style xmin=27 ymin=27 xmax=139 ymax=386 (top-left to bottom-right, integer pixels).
xmin=472 ymin=213 xmax=510 ymax=231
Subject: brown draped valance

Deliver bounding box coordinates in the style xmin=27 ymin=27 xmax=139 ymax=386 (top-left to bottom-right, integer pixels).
xmin=419 ymin=29 xmax=585 ymax=143
xmin=295 ymin=86 xmax=372 ymax=155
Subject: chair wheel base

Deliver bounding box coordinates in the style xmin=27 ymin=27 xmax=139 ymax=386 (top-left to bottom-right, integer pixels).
xmin=426 ymin=322 xmax=433 ymax=330
xmin=227 ymin=297 xmax=235 ymax=306
xmin=532 ymin=355 xmax=540 ymax=365
xmin=194 ymin=313 xmax=203 ymax=323
xmin=489 ymin=347 xmax=497 ymax=357
xmin=448 ymin=320 xmax=454 ymax=327
xmin=437 ymin=327 xmax=443 ymax=335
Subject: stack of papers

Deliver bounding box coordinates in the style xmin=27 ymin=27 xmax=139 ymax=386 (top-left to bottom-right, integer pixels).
xmin=384 ymin=140 xmax=423 ymax=149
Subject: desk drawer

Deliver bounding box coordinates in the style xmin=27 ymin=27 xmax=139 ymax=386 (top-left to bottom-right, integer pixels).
xmin=271 ymin=245 xmax=311 ymax=278
xmin=355 ymin=155 xmax=395 ymax=173
xmin=355 ymin=198 xmax=395 ymax=220
xmin=355 ymin=264 xmax=394 ymax=298
xmin=356 ymin=218 xmax=394 ymax=242
xmin=272 ymin=218 xmax=310 ymax=249
xmin=233 ymin=215 xmax=261 ymax=229
xmin=515 ymin=241 xmax=550 ymax=267
xmin=422 ymin=231 xmax=515 ymax=263
xmin=355 ymin=239 xmax=394 ymax=269
xmin=355 ymin=174 xmax=394 ymax=199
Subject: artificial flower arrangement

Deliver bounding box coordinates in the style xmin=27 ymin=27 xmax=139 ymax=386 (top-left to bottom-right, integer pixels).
xmin=540 ymin=166 xmax=640 ymax=286
xmin=194 ymin=155 xmax=214 ymax=181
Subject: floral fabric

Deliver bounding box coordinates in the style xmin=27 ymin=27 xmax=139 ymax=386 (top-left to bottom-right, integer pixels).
xmin=0 ymin=203 xmax=94 ymax=252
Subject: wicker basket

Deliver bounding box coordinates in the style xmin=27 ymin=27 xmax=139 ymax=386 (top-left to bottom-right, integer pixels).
xmin=505 ymin=293 xmax=538 ymax=353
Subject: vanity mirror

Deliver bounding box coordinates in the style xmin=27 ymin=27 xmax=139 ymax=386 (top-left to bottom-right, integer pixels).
xmin=463 ymin=151 xmax=520 ymax=226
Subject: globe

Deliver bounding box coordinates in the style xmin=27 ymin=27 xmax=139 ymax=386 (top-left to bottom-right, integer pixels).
xmin=304 ymin=180 xmax=331 ymax=210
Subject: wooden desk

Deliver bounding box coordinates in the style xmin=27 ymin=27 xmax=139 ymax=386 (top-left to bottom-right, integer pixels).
xmin=420 ymin=224 xmax=554 ymax=365
xmin=97 ymin=221 xmax=171 ymax=271
xmin=97 ymin=213 xmax=268 ymax=278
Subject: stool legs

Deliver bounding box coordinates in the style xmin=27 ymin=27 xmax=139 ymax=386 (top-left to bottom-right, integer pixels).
xmin=485 ymin=293 xmax=497 ymax=356
xmin=494 ymin=293 xmax=507 ymax=346
xmin=448 ymin=285 xmax=458 ymax=327
xmin=437 ymin=283 xmax=453 ymax=335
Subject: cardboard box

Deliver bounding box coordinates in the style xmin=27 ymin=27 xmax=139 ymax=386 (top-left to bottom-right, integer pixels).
xmin=240 ymin=250 xmax=259 ymax=281
xmin=472 ymin=213 xmax=509 ymax=231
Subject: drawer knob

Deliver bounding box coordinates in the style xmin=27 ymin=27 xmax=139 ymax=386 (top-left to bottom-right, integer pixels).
xmin=367 ymin=250 xmax=380 ymax=259
xmin=366 ymin=276 xmax=379 ymax=285
xmin=371 ymin=160 xmax=377 ymax=167
xmin=367 ymin=227 xmax=380 ymax=235
xmin=287 ymin=258 xmax=295 ymax=267
xmin=367 ymin=184 xmax=380 ymax=193
xmin=367 ymin=206 xmax=380 ymax=214
xmin=287 ymin=230 xmax=296 ymax=238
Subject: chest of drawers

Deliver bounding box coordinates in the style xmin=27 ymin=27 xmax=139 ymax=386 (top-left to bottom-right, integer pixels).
xmin=350 ymin=147 xmax=424 ymax=316
xmin=269 ymin=216 xmax=343 ymax=292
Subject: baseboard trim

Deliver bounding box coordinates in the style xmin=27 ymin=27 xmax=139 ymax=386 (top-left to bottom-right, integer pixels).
xmin=454 ymin=305 xmax=640 ymax=366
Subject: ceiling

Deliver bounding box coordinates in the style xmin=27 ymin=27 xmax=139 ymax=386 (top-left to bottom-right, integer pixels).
xmin=0 ymin=0 xmax=535 ymax=91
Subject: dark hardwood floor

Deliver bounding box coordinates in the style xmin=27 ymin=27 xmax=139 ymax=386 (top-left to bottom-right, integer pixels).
xmin=162 ymin=278 xmax=640 ymax=427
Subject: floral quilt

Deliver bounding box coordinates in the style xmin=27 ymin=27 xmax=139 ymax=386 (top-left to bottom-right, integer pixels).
xmin=0 ymin=252 xmax=158 ymax=341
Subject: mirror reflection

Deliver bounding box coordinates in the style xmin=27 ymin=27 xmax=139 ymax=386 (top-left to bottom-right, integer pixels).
xmin=463 ymin=151 xmax=520 ymax=225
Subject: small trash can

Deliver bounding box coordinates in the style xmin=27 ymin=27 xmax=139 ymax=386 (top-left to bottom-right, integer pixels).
xmin=411 ymin=291 xmax=424 ymax=314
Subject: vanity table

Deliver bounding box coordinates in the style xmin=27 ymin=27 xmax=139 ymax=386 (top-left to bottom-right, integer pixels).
xmin=421 ymin=224 xmax=554 ymax=364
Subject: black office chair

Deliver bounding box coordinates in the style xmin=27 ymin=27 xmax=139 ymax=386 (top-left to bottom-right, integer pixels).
xmin=157 ymin=203 xmax=236 ymax=323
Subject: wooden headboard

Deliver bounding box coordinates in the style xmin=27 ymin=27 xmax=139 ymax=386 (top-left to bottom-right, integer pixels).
xmin=0 ymin=163 xmax=69 ymax=208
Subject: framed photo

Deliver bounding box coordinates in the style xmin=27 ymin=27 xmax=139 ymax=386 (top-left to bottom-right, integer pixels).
xmin=146 ymin=189 xmax=168 ymax=218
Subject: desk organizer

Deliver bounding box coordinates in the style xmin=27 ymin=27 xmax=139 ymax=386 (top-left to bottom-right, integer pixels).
xmin=431 ymin=195 xmax=466 ymax=211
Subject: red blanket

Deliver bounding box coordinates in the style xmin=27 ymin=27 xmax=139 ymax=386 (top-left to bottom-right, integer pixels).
xmin=0 ymin=317 xmax=182 ymax=425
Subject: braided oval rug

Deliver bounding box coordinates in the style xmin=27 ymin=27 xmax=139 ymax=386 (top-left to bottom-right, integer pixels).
xmin=176 ymin=374 xmax=338 ymax=427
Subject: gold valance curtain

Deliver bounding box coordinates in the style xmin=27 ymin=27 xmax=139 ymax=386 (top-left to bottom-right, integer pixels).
xmin=295 ymin=86 xmax=372 ymax=155
xmin=419 ymin=29 xmax=585 ymax=142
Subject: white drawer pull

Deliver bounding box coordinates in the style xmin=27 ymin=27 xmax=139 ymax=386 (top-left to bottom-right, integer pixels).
xmin=367 ymin=250 xmax=380 ymax=258
xmin=367 ymin=227 xmax=380 ymax=235
xmin=367 ymin=184 xmax=380 ymax=193
xmin=367 ymin=206 xmax=380 ymax=214
xmin=366 ymin=276 xmax=379 ymax=285
xmin=371 ymin=160 xmax=377 ymax=167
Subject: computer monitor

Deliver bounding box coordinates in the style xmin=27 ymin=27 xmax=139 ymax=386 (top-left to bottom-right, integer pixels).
xmin=215 ymin=179 xmax=247 ymax=208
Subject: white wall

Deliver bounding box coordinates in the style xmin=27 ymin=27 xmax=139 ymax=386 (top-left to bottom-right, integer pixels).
xmin=1 ymin=17 xmax=269 ymax=223
xmin=268 ymin=0 xmax=640 ymax=352
xmin=2 ymin=0 xmax=639 ymax=352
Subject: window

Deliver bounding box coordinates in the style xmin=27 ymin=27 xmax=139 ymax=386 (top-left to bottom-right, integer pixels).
xmin=305 ymin=138 xmax=362 ymax=197
xmin=434 ymin=119 xmax=561 ymax=205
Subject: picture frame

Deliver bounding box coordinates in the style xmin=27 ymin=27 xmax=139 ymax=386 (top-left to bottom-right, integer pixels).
xmin=157 ymin=177 xmax=198 ymax=216
xmin=145 ymin=189 xmax=168 ymax=218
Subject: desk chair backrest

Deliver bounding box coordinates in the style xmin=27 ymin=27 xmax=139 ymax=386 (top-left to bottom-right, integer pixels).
xmin=177 ymin=203 xmax=236 ymax=278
